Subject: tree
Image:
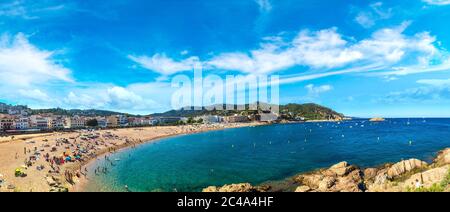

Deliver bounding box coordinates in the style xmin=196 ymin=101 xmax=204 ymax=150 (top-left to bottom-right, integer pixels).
xmin=86 ymin=119 xmax=99 ymax=127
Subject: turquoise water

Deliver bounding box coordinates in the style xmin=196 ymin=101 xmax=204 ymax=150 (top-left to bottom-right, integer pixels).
xmin=83 ymin=119 xmax=450 ymax=192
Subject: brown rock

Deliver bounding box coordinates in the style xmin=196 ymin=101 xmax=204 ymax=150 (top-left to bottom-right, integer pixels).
xmin=333 ymin=170 xmax=364 ymax=192
xmin=404 ymin=165 xmax=450 ymax=189
xmin=329 ymin=161 xmax=355 ymax=177
xmin=318 ymin=176 xmax=336 ymax=191
xmin=387 ymin=159 xmax=428 ymax=179
xmin=300 ymin=174 xmax=324 ymax=189
xmin=364 ymin=168 xmax=378 ymax=182
xmin=203 ymin=183 xmax=257 ymax=192
xmin=295 ymin=186 xmax=312 ymax=192
xmin=202 ymin=186 xmax=219 ymax=192
xmin=435 ymin=148 xmax=450 ymax=165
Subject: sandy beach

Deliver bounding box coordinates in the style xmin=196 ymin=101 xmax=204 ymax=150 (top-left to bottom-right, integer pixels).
xmin=0 ymin=122 xmax=264 ymax=192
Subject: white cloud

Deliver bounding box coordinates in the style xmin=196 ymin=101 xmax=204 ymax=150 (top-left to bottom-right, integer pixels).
xmin=374 ymin=58 xmax=450 ymax=76
xmin=417 ymin=78 xmax=450 ymax=87
xmin=355 ymin=13 xmax=376 ymax=29
xmin=18 ymin=89 xmax=50 ymax=100
xmin=131 ymin=22 xmax=442 ymax=80
xmin=128 ymin=54 xmax=199 ymax=75
xmin=0 ymin=33 xmax=72 ymax=86
xmin=180 ymin=50 xmax=189 ymax=55
xmin=354 ymin=2 xmax=393 ymax=28
xmin=0 ymin=33 xmax=72 ymax=87
xmin=423 ymin=0 xmax=450 ymax=5
xmin=382 ymin=78 xmax=450 ymax=104
xmin=306 ymin=84 xmax=333 ymax=97
xmin=208 ymin=22 xmax=439 ymax=75
xmin=255 ymin=0 xmax=272 ymax=12
xmin=61 ymin=82 xmax=173 ymax=114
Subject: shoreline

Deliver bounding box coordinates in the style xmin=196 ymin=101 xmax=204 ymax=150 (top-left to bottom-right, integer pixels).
xmin=0 ymin=122 xmax=266 ymax=192
xmin=69 ymin=122 xmax=269 ymax=192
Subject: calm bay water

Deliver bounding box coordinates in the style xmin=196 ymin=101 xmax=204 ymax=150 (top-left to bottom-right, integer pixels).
xmin=83 ymin=118 xmax=450 ymax=192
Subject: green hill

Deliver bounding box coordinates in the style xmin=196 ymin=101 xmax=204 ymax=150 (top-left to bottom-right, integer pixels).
xmin=153 ymin=103 xmax=344 ymax=121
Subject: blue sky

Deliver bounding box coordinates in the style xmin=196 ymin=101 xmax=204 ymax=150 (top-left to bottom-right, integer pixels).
xmin=1 ymin=0 xmax=450 ymax=117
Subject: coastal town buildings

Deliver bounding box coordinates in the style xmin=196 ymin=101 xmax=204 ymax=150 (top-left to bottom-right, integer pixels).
xmin=258 ymin=112 xmax=279 ymax=122
xmin=47 ymin=116 xmax=65 ymax=129
xmin=157 ymin=117 xmax=181 ymax=125
xmin=96 ymin=117 xmax=108 ymax=128
xmin=14 ymin=117 xmax=30 ymax=130
xmin=224 ymin=115 xmax=249 ymax=123
xmin=106 ymin=115 xmax=119 ymax=127
xmin=128 ymin=117 xmax=158 ymax=126
xmin=196 ymin=115 xmax=223 ymax=124
xmin=64 ymin=116 xmax=86 ymax=129
xmin=30 ymin=115 xmax=49 ymax=130
xmin=0 ymin=114 xmax=14 ymax=131
xmin=117 ymin=115 xmax=129 ymax=127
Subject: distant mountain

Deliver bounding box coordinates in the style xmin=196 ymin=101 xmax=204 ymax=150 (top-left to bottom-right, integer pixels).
xmin=280 ymin=103 xmax=344 ymax=120
xmin=1 ymin=101 xmax=344 ymax=120
xmin=152 ymin=103 xmax=344 ymax=121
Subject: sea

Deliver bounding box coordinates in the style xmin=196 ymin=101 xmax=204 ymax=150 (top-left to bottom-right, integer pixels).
xmin=82 ymin=118 xmax=450 ymax=192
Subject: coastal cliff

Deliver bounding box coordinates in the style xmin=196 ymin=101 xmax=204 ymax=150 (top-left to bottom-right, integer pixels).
xmin=203 ymin=148 xmax=450 ymax=192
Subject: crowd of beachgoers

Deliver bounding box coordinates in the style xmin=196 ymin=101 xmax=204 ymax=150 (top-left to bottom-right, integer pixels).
xmin=0 ymin=123 xmax=263 ymax=192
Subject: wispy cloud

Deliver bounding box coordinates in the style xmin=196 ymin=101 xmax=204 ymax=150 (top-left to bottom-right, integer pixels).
xmin=355 ymin=2 xmax=393 ymax=28
xmin=0 ymin=0 xmax=68 ymax=19
xmin=382 ymin=78 xmax=450 ymax=104
xmin=255 ymin=0 xmax=272 ymax=12
xmin=130 ymin=22 xmax=443 ymax=84
xmin=0 ymin=33 xmax=73 ymax=87
xmin=306 ymin=84 xmax=333 ymax=97
xmin=129 ymin=54 xmax=199 ymax=75
xmin=423 ymin=0 xmax=450 ymax=5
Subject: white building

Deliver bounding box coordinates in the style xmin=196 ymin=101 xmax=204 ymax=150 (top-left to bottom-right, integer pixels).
xmin=65 ymin=116 xmax=85 ymax=129
xmin=47 ymin=116 xmax=65 ymax=129
xmin=97 ymin=117 xmax=108 ymax=128
xmin=30 ymin=115 xmax=49 ymax=130
xmin=196 ymin=115 xmax=222 ymax=124
xmin=14 ymin=117 xmax=29 ymax=130
xmin=118 ymin=115 xmax=128 ymax=127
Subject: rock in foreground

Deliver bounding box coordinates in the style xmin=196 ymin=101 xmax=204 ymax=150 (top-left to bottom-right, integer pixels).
xmin=203 ymin=183 xmax=270 ymax=192
xmin=203 ymin=148 xmax=450 ymax=192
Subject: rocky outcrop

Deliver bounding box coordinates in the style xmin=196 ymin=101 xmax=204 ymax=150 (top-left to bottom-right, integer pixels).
xmin=404 ymin=165 xmax=449 ymax=189
xmin=295 ymin=186 xmax=311 ymax=192
xmin=435 ymin=148 xmax=450 ymax=165
xmin=294 ymin=162 xmax=364 ymax=192
xmin=386 ymin=159 xmax=428 ymax=179
xmin=202 ymin=183 xmax=270 ymax=192
xmin=363 ymin=168 xmax=378 ymax=182
xmin=203 ymin=148 xmax=450 ymax=192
